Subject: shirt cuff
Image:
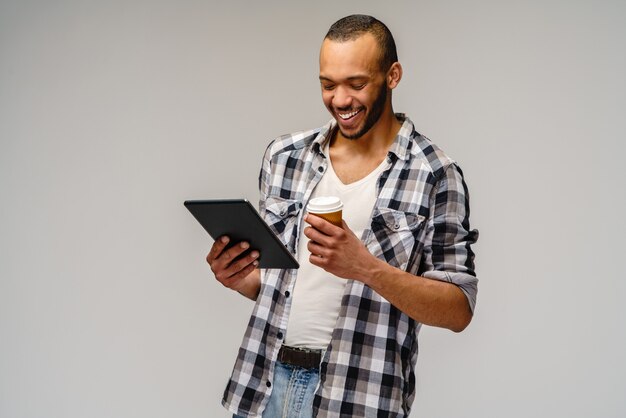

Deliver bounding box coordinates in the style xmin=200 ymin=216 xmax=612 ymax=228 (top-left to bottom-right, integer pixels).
xmin=422 ymin=270 xmax=478 ymax=314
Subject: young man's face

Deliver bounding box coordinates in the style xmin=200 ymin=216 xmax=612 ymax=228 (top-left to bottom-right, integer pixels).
xmin=319 ymin=33 xmax=389 ymax=140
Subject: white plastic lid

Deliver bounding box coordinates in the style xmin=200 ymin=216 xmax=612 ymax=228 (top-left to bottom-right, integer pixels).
xmin=307 ymin=196 xmax=343 ymax=213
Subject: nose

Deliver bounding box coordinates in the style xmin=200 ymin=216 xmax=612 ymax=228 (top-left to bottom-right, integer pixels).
xmin=332 ymin=86 xmax=352 ymax=109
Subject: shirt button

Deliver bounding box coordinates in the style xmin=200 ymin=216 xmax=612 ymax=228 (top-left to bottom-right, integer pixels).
xmin=266 ymin=381 xmax=272 ymax=388
xmin=318 ymin=166 xmax=324 ymax=173
xmin=285 ymin=291 xmax=290 ymax=297
xmin=277 ymin=332 xmax=283 ymax=339
xmin=298 ymin=202 xmax=303 ymax=209
xmin=394 ymin=223 xmax=400 ymax=229
xmin=280 ymin=210 xmax=286 ymax=216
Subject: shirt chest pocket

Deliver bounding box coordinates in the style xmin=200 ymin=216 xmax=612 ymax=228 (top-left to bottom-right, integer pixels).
xmin=264 ymin=196 xmax=302 ymax=250
xmin=368 ymin=207 xmax=426 ymax=271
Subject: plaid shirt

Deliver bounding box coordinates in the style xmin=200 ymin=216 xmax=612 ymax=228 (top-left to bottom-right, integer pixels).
xmin=222 ymin=115 xmax=478 ymax=418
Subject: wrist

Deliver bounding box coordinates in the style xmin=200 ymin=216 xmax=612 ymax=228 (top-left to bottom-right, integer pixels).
xmin=360 ymin=255 xmax=388 ymax=288
xmin=237 ymin=269 xmax=261 ymax=300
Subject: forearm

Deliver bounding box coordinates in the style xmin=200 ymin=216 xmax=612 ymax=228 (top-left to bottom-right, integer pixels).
xmin=362 ymin=257 xmax=473 ymax=332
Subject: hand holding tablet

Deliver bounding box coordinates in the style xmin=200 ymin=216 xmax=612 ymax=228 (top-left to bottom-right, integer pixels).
xmin=184 ymin=199 xmax=299 ymax=269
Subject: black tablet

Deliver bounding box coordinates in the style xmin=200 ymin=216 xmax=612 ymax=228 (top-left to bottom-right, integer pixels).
xmin=184 ymin=199 xmax=299 ymax=269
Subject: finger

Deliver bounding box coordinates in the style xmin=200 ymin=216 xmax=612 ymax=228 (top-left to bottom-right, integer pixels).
xmin=221 ymin=262 xmax=258 ymax=290
xmin=222 ymin=250 xmax=260 ymax=280
xmin=210 ymin=241 xmax=250 ymax=273
xmin=211 ymin=242 xmax=253 ymax=281
xmin=303 ymin=225 xmax=332 ymax=247
xmin=307 ymin=240 xmax=328 ymax=259
xmin=215 ymin=251 xmax=258 ymax=286
xmin=218 ymin=241 xmax=250 ymax=265
xmin=206 ymin=236 xmax=230 ymax=264
xmin=305 ymin=214 xmax=341 ymax=235
xmin=308 ymin=252 xmax=326 ymax=268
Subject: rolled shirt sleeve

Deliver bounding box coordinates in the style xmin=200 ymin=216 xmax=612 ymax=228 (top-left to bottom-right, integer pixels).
xmin=420 ymin=163 xmax=479 ymax=312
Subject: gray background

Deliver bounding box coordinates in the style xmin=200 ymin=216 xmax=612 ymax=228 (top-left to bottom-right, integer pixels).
xmin=1 ymin=0 xmax=625 ymax=417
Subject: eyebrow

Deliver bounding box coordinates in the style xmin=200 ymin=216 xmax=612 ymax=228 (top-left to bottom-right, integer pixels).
xmin=319 ymin=75 xmax=369 ymax=82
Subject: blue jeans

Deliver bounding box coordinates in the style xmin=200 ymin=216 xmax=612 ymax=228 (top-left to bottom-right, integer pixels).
xmin=234 ymin=361 xmax=319 ymax=418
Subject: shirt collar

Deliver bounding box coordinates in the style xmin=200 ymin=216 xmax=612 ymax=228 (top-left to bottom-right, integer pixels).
xmin=311 ymin=119 xmax=335 ymax=157
xmin=311 ymin=113 xmax=415 ymax=161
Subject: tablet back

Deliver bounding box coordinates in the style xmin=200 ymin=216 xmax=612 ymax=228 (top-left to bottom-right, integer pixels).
xmin=184 ymin=199 xmax=299 ymax=269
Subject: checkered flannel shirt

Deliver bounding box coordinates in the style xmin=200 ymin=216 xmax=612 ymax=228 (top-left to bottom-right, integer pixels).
xmin=222 ymin=115 xmax=478 ymax=417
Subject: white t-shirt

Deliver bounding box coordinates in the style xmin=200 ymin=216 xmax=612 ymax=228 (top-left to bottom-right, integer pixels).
xmin=284 ymin=145 xmax=390 ymax=349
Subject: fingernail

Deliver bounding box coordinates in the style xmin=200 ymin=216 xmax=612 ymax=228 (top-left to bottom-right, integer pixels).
xmin=253 ymin=260 xmax=259 ymax=266
xmin=221 ymin=236 xmax=229 ymax=243
xmin=251 ymin=251 xmax=259 ymax=258
xmin=241 ymin=242 xmax=249 ymax=249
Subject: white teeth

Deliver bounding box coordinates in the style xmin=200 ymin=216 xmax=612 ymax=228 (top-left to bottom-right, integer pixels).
xmin=338 ymin=109 xmax=360 ymax=120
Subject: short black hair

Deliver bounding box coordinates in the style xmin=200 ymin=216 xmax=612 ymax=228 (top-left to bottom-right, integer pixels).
xmin=325 ymin=14 xmax=398 ymax=72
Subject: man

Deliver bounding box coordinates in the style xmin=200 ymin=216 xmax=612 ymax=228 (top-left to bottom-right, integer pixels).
xmin=207 ymin=14 xmax=478 ymax=418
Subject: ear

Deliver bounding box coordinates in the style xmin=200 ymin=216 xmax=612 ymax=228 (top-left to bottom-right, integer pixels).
xmin=387 ymin=62 xmax=403 ymax=89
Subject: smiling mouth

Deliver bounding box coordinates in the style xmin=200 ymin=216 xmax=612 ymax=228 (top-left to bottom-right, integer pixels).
xmin=337 ymin=108 xmax=362 ymax=120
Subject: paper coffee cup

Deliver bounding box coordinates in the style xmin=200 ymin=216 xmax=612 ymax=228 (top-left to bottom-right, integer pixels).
xmin=307 ymin=196 xmax=343 ymax=227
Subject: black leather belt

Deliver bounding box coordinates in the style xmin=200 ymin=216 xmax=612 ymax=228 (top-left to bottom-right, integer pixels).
xmin=277 ymin=345 xmax=322 ymax=369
